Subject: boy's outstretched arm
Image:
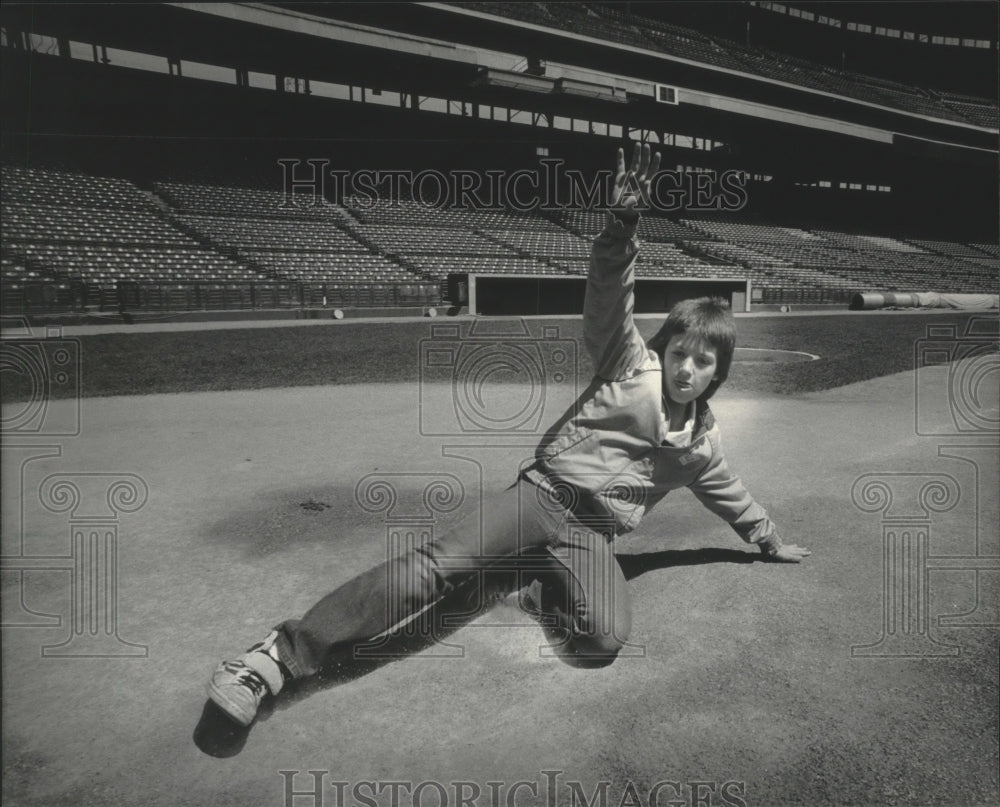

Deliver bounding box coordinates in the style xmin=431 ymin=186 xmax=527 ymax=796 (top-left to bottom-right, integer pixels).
xmin=585 ymin=143 xmax=661 ymax=380
xmin=689 ymin=441 xmax=811 ymax=563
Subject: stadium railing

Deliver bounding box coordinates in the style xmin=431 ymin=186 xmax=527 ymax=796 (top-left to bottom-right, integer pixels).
xmin=0 ymin=280 xmax=441 ymax=316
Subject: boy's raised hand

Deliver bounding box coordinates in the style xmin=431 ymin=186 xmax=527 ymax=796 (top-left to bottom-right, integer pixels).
xmin=609 ymin=142 xmax=661 ymax=212
xmin=766 ymin=543 xmax=812 ymax=563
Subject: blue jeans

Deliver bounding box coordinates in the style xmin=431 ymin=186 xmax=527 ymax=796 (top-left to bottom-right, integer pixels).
xmin=274 ymin=475 xmax=632 ymax=677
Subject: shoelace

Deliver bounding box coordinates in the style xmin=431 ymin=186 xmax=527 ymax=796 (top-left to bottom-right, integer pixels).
xmin=236 ymin=669 xmax=266 ymax=698
xmin=223 ymin=661 xmax=266 ymax=698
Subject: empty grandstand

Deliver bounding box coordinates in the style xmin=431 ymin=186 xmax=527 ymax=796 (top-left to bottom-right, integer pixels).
xmin=0 ymin=2 xmax=996 ymax=319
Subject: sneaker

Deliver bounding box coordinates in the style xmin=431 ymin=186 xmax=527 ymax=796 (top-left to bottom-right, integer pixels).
xmin=245 ymin=630 xmax=281 ymax=658
xmin=206 ymin=660 xmax=270 ymax=727
xmin=207 ymin=631 xmax=286 ymax=727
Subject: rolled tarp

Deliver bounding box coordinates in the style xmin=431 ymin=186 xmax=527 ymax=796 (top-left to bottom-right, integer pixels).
xmin=850 ymin=292 xmax=999 ymax=311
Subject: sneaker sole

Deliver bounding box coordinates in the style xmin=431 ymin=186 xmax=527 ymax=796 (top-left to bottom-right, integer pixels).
xmin=206 ymin=681 xmax=256 ymax=727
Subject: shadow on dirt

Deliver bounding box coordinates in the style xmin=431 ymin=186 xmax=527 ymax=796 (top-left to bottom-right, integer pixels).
xmin=617 ymin=547 xmax=758 ymax=580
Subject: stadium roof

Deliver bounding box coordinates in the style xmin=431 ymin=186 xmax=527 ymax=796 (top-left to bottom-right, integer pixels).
xmin=790 ymin=1 xmax=997 ymax=39
xmin=1 ymin=0 xmax=994 ymax=162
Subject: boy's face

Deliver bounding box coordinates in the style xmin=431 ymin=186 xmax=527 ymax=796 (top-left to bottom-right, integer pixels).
xmin=662 ymin=333 xmax=719 ymax=405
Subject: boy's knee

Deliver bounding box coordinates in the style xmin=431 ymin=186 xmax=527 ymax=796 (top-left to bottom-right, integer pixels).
xmin=564 ymin=631 xmax=626 ymax=667
xmin=544 ymin=582 xmax=632 ymax=666
xmin=564 ymin=613 xmax=631 ymax=666
xmin=579 ymin=597 xmax=632 ymax=654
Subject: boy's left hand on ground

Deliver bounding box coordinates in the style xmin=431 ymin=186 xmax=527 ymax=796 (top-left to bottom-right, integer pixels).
xmin=765 ymin=544 xmax=812 ymax=563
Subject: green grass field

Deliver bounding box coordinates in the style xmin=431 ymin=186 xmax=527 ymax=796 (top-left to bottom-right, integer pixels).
xmin=1 ymin=311 xmax=994 ymax=402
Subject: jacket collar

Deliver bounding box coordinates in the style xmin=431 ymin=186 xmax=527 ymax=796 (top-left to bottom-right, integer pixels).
xmin=660 ymin=397 xmax=715 ymax=440
xmin=693 ymin=398 xmax=715 ymax=437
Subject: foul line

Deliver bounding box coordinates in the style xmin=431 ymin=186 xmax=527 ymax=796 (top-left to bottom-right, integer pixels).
xmin=737 ymin=347 xmax=821 ymax=362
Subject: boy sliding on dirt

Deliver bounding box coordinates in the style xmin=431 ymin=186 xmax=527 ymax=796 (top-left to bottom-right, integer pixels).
xmin=207 ymin=144 xmax=810 ymax=726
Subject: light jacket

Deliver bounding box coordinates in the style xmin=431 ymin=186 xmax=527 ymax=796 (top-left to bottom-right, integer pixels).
xmin=524 ymin=213 xmax=782 ymax=555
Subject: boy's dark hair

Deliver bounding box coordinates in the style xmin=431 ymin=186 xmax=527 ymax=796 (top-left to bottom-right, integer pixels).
xmin=646 ymin=296 xmax=736 ymax=401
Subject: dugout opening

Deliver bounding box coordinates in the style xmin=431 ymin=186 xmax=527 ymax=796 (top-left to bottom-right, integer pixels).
xmin=448 ymin=273 xmax=751 ymax=315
